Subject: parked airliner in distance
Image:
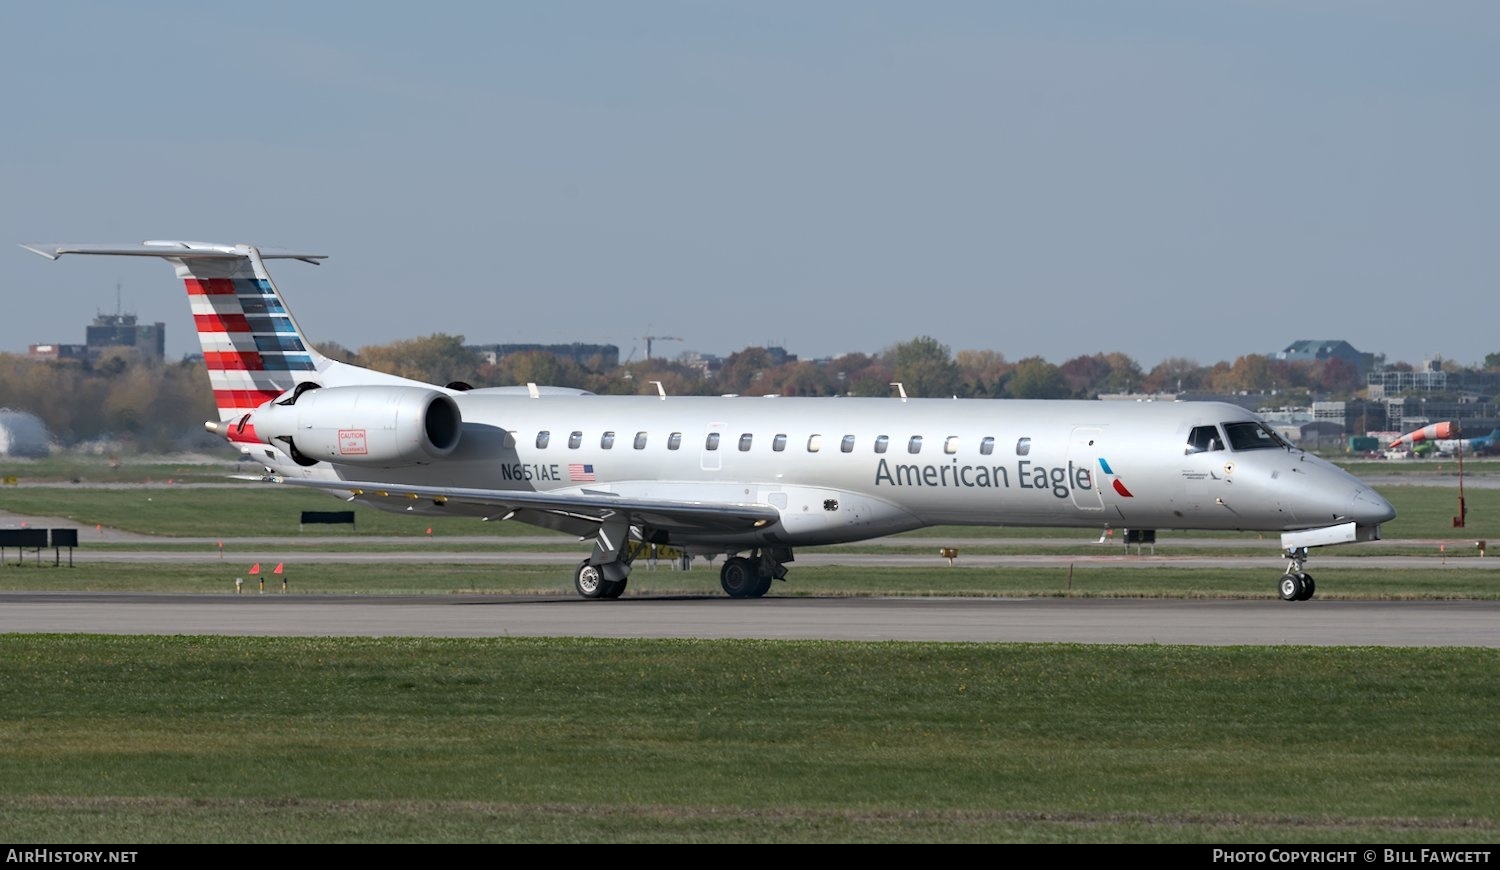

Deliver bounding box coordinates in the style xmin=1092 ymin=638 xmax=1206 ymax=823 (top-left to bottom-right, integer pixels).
xmin=23 ymin=241 xmax=1397 ymax=601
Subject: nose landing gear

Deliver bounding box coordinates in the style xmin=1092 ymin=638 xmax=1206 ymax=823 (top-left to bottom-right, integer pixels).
xmin=1278 ymin=546 xmax=1316 ymax=601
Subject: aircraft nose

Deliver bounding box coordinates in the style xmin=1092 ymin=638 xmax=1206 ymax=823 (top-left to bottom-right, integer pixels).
xmin=1351 ymin=487 xmax=1397 ymax=525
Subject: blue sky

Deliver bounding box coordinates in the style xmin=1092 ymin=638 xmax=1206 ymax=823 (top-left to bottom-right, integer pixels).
xmin=3 ymin=1 xmax=1496 ymax=369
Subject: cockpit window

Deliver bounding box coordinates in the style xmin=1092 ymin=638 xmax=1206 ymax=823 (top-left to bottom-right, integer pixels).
xmin=1224 ymin=421 xmax=1289 ymax=451
xmin=1186 ymin=425 xmax=1224 ymax=454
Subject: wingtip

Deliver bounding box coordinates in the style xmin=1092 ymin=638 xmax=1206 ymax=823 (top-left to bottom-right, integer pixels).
xmin=19 ymin=244 xmax=60 ymax=260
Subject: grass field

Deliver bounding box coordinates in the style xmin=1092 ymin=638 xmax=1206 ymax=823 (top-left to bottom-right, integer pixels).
xmin=4 ymin=465 xmax=1496 ymax=843
xmin=2 ymin=561 xmax=1499 ymax=599
xmin=0 ymin=485 xmax=537 ymax=538
xmin=0 ymin=635 xmax=1494 ymax=843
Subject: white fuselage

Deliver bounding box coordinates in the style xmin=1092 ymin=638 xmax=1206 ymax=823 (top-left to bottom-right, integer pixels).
xmin=265 ymin=393 xmax=1395 ymax=551
xmin=24 ymin=240 xmax=1397 ymax=598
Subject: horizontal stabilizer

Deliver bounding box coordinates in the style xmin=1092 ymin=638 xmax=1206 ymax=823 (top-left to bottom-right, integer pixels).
xmin=21 ymin=241 xmax=325 ymax=264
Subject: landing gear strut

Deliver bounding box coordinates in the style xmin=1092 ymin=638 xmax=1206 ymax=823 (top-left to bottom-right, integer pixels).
xmin=719 ymin=547 xmax=791 ymax=598
xmin=574 ymin=512 xmax=634 ymax=600
xmin=1278 ymin=546 xmax=1316 ymax=602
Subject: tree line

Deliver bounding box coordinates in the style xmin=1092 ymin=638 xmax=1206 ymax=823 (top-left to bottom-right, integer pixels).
xmin=0 ymin=334 xmax=1480 ymax=447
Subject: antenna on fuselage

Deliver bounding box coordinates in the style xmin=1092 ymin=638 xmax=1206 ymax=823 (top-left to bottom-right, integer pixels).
xmin=649 ymin=380 xmax=667 ymax=400
xmin=890 ymin=382 xmax=908 ymax=403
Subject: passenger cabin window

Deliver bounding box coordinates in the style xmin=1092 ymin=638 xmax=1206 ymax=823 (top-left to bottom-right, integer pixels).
xmin=739 ymin=434 xmax=753 ymax=452
xmin=1185 ymin=425 xmax=1223 ymax=454
xmin=841 ymin=435 xmax=856 ymax=453
xmin=773 ymin=434 xmax=787 ymax=452
xmin=980 ymin=437 xmax=995 ymax=456
xmin=807 ymin=434 xmax=823 ymax=453
xmin=944 ymin=436 xmax=959 ymax=455
xmin=874 ymin=435 xmax=889 ymax=454
xmin=1016 ymin=437 xmax=1031 ymax=456
xmin=705 ymin=432 xmax=721 ymax=450
xmin=908 ymin=436 xmax=923 ymax=454
xmin=1224 ymin=421 xmax=1288 ymax=451
xmin=568 ymin=431 xmax=583 ymax=449
xmin=634 ymin=431 xmax=648 ymax=450
xmin=668 ymin=432 xmax=682 ymax=450
xmin=536 ymin=431 xmax=550 ymax=449
xmin=502 ymin=432 xmax=516 ymax=449
xmin=601 ymin=431 xmax=615 ymax=449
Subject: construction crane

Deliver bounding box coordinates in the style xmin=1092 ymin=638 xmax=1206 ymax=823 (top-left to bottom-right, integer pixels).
xmin=640 ymin=335 xmax=682 ymax=359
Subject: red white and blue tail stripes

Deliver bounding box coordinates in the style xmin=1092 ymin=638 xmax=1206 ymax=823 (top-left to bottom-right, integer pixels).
xmin=179 ymin=249 xmax=324 ymax=419
xmin=21 ymin=242 xmax=425 ymax=426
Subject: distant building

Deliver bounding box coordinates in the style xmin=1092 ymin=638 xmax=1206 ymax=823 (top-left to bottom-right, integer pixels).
xmin=26 ymin=343 xmax=89 ymax=361
xmin=1377 ymin=395 xmax=1500 ymax=435
xmin=763 ymin=346 xmax=797 ymax=366
xmin=1366 ymin=357 xmax=1446 ymax=398
xmin=680 ymin=352 xmax=723 ymax=379
xmin=468 ymin=343 xmax=620 ymax=370
xmin=86 ymin=312 xmax=165 ymax=360
xmin=1311 ymin=401 xmax=1349 ymax=437
xmin=1271 ymin=339 xmax=1368 ymax=374
xmin=30 ymin=309 xmax=165 ymax=363
xmin=1297 ymin=421 xmax=1347 ymax=450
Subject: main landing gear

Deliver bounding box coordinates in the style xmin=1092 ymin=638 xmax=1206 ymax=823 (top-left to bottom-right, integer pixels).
xmin=719 ymin=547 xmax=792 ymax=599
xmin=1278 ymin=546 xmax=1316 ymax=602
xmin=570 ymin=525 xmax=793 ymax=600
xmin=574 ymin=513 xmax=635 ymax=600
xmin=574 ymin=559 xmax=627 ymax=599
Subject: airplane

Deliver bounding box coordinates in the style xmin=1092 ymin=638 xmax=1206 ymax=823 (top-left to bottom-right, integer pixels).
xmin=22 ymin=241 xmax=1397 ymax=602
xmin=1437 ymin=431 xmax=1500 ymax=458
xmin=1460 ymin=430 xmax=1500 ymax=457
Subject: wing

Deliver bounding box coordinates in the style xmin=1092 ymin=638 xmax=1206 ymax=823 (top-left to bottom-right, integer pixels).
xmin=252 ymin=474 xmax=781 ymax=539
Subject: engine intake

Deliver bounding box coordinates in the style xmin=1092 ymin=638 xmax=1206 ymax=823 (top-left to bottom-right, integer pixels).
xmin=249 ymin=385 xmax=461 ymax=467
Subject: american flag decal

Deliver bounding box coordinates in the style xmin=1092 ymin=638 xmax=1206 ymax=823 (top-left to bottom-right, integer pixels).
xmin=568 ymin=463 xmax=596 ymax=482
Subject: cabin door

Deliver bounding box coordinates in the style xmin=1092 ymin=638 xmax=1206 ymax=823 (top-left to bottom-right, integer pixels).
xmin=1067 ymin=426 xmax=1106 ymax=511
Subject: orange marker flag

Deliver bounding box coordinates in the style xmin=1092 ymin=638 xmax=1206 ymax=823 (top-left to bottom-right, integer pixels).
xmin=248 ymin=563 xmax=261 ymax=575
xmin=273 ymin=562 xmax=284 ymax=575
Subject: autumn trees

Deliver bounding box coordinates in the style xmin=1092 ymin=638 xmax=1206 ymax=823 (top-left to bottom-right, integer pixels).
xmin=1 ymin=331 xmax=1472 ymax=448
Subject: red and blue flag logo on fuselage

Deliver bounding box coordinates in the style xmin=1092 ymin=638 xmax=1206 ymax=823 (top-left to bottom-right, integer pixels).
xmin=1097 ymin=457 xmax=1134 ymax=498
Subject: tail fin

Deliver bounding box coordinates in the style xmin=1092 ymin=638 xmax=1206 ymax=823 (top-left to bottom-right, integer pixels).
xmin=23 ymin=241 xmax=418 ymax=421
xmin=177 ymin=242 xmax=328 ymax=419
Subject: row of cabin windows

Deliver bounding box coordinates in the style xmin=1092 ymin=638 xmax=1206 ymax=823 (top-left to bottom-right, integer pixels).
xmin=524 ymin=430 xmax=1035 ymax=456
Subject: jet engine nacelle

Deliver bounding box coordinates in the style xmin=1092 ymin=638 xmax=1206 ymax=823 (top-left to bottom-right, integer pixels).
xmin=250 ymin=385 xmax=462 ymax=467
